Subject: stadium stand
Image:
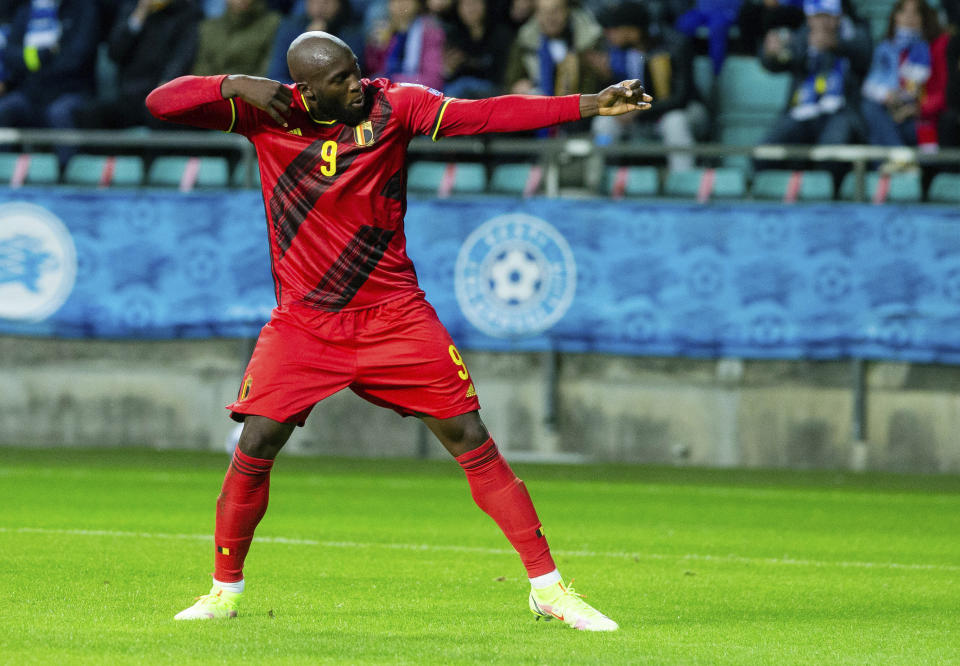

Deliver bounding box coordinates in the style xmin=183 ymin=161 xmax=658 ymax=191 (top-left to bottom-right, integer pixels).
xmin=489 ymin=163 xmax=544 ymax=197
xmin=665 ymin=167 xmax=747 ymax=201
xmin=604 ymin=165 xmax=660 ymax=199
xmin=715 ymin=56 xmax=792 ymax=170
xmin=232 ymin=161 xmax=261 ymax=189
xmin=751 ymin=169 xmax=835 ymax=202
xmin=407 ymin=161 xmax=486 ymax=197
xmin=927 ymin=172 xmax=960 ymax=204
xmin=0 ymin=152 xmax=59 ymax=187
xmin=64 ymin=155 xmax=144 ymax=188
xmin=839 ymin=170 xmax=924 ymax=204
xmin=146 ymin=156 xmax=231 ymax=191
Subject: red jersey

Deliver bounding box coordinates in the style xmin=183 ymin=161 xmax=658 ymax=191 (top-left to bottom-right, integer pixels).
xmin=146 ymin=76 xmax=582 ymax=311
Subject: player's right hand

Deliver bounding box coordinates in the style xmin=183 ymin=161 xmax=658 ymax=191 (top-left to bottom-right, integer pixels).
xmin=221 ymin=75 xmax=293 ymax=127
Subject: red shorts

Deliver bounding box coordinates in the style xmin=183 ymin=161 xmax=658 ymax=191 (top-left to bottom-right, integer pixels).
xmin=227 ymin=293 xmax=481 ymax=425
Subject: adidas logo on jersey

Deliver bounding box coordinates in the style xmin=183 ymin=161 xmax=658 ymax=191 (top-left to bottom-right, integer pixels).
xmin=465 ymin=384 xmax=476 ymax=398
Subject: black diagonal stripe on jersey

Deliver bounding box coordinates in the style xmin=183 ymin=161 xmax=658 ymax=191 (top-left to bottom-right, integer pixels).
xmin=268 ymin=125 xmax=357 ymax=258
xmin=303 ymin=226 xmax=396 ymax=311
xmin=380 ymin=168 xmax=404 ymax=202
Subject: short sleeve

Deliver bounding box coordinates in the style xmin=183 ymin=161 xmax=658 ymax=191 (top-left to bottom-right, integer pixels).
xmin=383 ymin=80 xmax=451 ymax=140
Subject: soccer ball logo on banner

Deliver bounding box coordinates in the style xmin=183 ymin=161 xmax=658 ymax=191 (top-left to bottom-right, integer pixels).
xmin=0 ymin=202 xmax=76 ymax=321
xmin=455 ymin=213 xmax=576 ymax=338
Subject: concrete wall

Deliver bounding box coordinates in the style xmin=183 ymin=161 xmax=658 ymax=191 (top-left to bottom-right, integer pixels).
xmin=3 ymin=337 xmax=959 ymax=474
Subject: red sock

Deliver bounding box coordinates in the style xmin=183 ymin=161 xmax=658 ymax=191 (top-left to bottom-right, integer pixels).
xmin=213 ymin=448 xmax=274 ymax=583
xmin=456 ymin=438 xmax=556 ymax=577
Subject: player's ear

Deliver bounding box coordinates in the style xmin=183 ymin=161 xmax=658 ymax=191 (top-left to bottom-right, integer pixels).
xmin=296 ymin=82 xmax=315 ymax=101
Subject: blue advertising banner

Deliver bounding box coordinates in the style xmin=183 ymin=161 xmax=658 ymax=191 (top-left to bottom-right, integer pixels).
xmin=1 ymin=188 xmax=959 ymax=363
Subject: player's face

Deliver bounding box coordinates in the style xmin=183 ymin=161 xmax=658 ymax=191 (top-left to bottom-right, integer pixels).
xmin=301 ymin=51 xmax=367 ymax=126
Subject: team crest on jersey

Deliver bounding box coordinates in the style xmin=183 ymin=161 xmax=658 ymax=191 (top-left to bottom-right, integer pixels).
xmin=454 ymin=214 xmax=577 ymax=338
xmin=354 ymin=120 xmax=375 ymax=147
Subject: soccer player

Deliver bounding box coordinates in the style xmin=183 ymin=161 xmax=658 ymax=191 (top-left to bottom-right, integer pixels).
xmin=146 ymin=31 xmax=650 ymax=632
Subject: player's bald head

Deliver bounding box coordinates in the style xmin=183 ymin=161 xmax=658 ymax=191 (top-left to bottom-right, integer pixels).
xmin=287 ymin=31 xmax=355 ymax=82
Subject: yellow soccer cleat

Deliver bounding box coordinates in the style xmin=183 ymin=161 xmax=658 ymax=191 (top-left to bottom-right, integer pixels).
xmin=174 ymin=585 xmax=241 ymax=620
xmin=529 ymin=580 xmax=619 ymax=632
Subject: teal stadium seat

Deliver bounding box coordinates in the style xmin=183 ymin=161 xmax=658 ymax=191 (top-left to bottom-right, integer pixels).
xmin=665 ymin=167 xmax=746 ymax=201
xmin=605 ymin=166 xmax=659 ymax=198
xmin=489 ymin=163 xmax=543 ymax=196
xmin=64 ymin=155 xmax=143 ymax=187
xmin=407 ymin=161 xmax=485 ymax=196
xmin=0 ymin=152 xmax=58 ymax=186
xmin=232 ymin=161 xmax=261 ymax=189
xmin=927 ymin=173 xmax=960 ymax=204
xmin=147 ymin=156 xmax=230 ymax=190
xmin=840 ymin=170 xmax=922 ymax=203
xmin=851 ymin=0 xmax=899 ymax=41
xmin=751 ymin=170 xmax=834 ymax=202
xmin=716 ymin=56 xmax=791 ymax=169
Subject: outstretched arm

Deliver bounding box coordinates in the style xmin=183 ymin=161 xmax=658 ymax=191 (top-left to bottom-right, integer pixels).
xmin=434 ymin=79 xmax=652 ymax=139
xmin=146 ymin=74 xmax=293 ymax=130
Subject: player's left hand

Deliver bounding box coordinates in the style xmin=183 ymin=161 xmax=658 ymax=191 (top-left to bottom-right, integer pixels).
xmin=579 ymin=79 xmax=652 ymax=118
xmin=596 ymin=79 xmax=652 ymax=116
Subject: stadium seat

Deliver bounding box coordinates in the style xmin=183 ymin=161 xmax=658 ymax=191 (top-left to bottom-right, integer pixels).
xmin=0 ymin=152 xmax=58 ymax=186
xmin=692 ymin=55 xmax=715 ymax=103
xmin=851 ymin=0 xmax=899 ymax=41
xmin=751 ymin=170 xmax=834 ymax=202
xmin=927 ymin=173 xmax=960 ymax=204
xmin=716 ymin=56 xmax=790 ymax=169
xmin=489 ymin=163 xmax=543 ymax=196
xmin=407 ymin=161 xmax=486 ymax=197
xmin=232 ymin=160 xmax=261 ymax=189
xmin=64 ymin=155 xmax=144 ymax=187
xmin=147 ymin=156 xmax=230 ymax=190
xmin=840 ymin=170 xmax=922 ymax=203
xmin=665 ymin=167 xmax=746 ymax=201
xmin=605 ymin=166 xmax=659 ymax=198
xmin=717 ymin=56 xmax=791 ymax=121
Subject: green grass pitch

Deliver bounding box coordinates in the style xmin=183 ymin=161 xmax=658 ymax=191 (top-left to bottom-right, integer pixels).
xmin=1 ymin=447 xmax=958 ymax=665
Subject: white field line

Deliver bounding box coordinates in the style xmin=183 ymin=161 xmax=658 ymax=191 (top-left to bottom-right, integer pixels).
xmin=1 ymin=526 xmax=958 ymax=573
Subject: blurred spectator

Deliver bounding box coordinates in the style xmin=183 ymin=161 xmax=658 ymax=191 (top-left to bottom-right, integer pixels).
xmin=506 ymin=0 xmax=534 ymax=34
xmin=0 ymin=0 xmax=101 ymax=135
xmin=737 ymin=0 xmax=804 ymax=55
xmin=365 ymin=0 xmax=445 ymax=90
xmin=193 ymin=0 xmax=281 ymax=77
xmin=646 ymin=0 xmax=695 ymax=26
xmin=860 ymin=0 xmax=942 ymax=149
xmin=76 ymin=0 xmax=202 ymax=130
xmin=267 ymin=0 xmax=364 ymax=82
xmin=504 ymin=0 xmax=604 ymax=96
xmin=941 ymin=2 xmax=960 ymax=148
xmin=442 ymin=0 xmax=512 ymax=97
xmin=758 ymin=0 xmax=871 ymax=151
xmin=0 ymin=1 xmax=17 ymax=86
xmin=675 ymin=0 xmax=742 ymax=74
xmin=204 ymin=0 xmax=296 ymax=15
xmin=425 ymin=0 xmax=456 ymax=28
xmin=591 ymin=1 xmax=708 ymax=172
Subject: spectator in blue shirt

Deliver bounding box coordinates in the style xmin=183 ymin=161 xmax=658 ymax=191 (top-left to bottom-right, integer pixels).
xmin=675 ymin=0 xmax=743 ymax=74
xmin=756 ymin=0 xmax=872 ymax=180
